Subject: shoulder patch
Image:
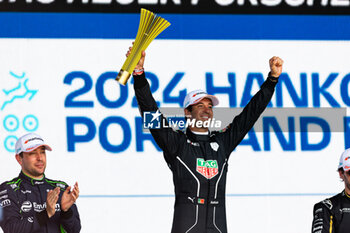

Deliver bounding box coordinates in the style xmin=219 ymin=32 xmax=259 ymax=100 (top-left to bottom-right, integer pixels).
xmin=322 ymin=199 xmax=333 ymax=210
xmin=7 ymin=181 xmax=22 ymax=191
xmin=5 ymin=177 xmax=22 ymax=191
xmin=56 ymin=183 xmax=66 ymax=189
xmin=210 ymin=142 xmax=219 ymax=151
xmin=2 ymin=177 xmax=18 ymax=187
xmin=219 ymin=125 xmax=231 ymax=133
xmin=9 ymin=183 xmax=18 ymax=190
xmin=45 ymin=179 xmax=67 ymax=190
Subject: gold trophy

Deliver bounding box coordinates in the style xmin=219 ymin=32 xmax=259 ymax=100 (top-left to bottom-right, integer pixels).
xmin=116 ymin=8 xmax=171 ymax=85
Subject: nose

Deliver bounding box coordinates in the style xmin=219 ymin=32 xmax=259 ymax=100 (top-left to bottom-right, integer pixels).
xmin=203 ymin=106 xmax=211 ymax=114
xmin=36 ymin=151 xmax=43 ymax=161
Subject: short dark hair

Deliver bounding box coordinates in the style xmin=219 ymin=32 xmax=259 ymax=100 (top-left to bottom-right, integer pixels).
xmin=19 ymin=152 xmax=23 ymax=158
xmin=186 ymin=105 xmax=192 ymax=112
xmin=184 ymin=105 xmax=193 ymax=120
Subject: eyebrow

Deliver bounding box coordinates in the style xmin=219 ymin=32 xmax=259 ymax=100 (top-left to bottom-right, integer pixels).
xmin=196 ymin=102 xmax=213 ymax=106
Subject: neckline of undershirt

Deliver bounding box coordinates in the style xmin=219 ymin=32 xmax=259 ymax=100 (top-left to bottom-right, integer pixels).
xmin=191 ymin=130 xmax=209 ymax=135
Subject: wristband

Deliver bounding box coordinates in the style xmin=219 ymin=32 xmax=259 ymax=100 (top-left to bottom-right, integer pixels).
xmin=268 ymin=72 xmax=279 ymax=82
xmin=133 ymin=68 xmax=144 ymax=76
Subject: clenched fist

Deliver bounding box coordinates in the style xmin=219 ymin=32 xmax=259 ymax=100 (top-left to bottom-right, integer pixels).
xmin=126 ymin=42 xmax=146 ymax=71
xmin=269 ymin=56 xmax=283 ymax=78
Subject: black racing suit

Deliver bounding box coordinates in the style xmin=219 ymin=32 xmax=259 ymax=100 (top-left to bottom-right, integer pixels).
xmin=134 ymin=72 xmax=277 ymax=233
xmin=312 ymin=191 xmax=350 ymax=233
xmin=0 ymin=171 xmax=81 ymax=233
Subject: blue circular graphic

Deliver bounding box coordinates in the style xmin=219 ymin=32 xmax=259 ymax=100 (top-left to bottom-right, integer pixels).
xmin=23 ymin=115 xmax=39 ymax=132
xmin=3 ymin=115 xmax=19 ymax=132
xmin=4 ymin=135 xmax=18 ymax=153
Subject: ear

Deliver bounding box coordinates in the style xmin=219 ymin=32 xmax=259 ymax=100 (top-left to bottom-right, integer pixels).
xmin=15 ymin=154 xmax=22 ymax=166
xmin=339 ymin=170 xmax=345 ymax=181
xmin=184 ymin=108 xmax=191 ymax=119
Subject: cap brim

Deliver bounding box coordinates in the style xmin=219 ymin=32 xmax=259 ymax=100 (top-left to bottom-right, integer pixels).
xmin=206 ymin=95 xmax=219 ymax=106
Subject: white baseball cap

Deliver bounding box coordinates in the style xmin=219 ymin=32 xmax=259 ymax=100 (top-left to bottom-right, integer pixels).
xmin=15 ymin=133 xmax=52 ymax=155
xmin=183 ymin=90 xmax=219 ymax=108
xmin=338 ymin=148 xmax=350 ymax=171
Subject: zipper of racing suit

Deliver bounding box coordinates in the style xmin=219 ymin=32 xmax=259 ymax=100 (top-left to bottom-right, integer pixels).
xmin=206 ymin=178 xmax=210 ymax=232
xmin=36 ymin=181 xmax=49 ymax=233
xmin=202 ymin=141 xmax=210 ymax=233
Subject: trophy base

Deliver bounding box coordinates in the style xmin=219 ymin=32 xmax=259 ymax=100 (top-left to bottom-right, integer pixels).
xmin=116 ymin=69 xmax=131 ymax=86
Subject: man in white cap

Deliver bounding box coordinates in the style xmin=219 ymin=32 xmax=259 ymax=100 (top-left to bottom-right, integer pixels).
xmin=128 ymin=48 xmax=283 ymax=232
xmin=312 ymin=149 xmax=350 ymax=233
xmin=0 ymin=133 xmax=81 ymax=233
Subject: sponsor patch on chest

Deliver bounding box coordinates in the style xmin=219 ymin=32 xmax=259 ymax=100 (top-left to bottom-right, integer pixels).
xmin=340 ymin=208 xmax=350 ymax=213
xmin=196 ymin=158 xmax=219 ymax=179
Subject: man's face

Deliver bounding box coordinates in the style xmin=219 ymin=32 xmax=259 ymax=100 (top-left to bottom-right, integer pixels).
xmin=16 ymin=146 xmax=47 ymax=179
xmin=185 ymin=98 xmax=213 ymax=126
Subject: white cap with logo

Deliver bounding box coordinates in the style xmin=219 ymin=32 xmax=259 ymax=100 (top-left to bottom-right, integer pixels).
xmin=183 ymin=89 xmax=219 ymax=108
xmin=15 ymin=133 xmax=52 ymax=155
xmin=338 ymin=148 xmax=350 ymax=171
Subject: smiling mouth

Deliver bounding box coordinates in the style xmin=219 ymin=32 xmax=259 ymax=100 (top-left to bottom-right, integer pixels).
xmin=200 ymin=115 xmax=211 ymax=119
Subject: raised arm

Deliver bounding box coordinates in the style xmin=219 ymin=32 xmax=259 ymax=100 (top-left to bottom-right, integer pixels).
xmin=217 ymin=57 xmax=283 ymax=156
xmin=127 ymin=47 xmax=181 ymax=164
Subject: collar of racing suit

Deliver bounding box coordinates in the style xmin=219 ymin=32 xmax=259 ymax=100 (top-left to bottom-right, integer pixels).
xmin=191 ymin=130 xmax=209 ymax=135
xmin=186 ymin=127 xmax=216 ymax=142
xmin=19 ymin=171 xmax=46 ymax=186
xmin=343 ymin=190 xmax=350 ymax=199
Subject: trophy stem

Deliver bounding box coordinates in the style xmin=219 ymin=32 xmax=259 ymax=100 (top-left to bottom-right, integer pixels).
xmin=116 ymin=69 xmax=131 ymax=86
